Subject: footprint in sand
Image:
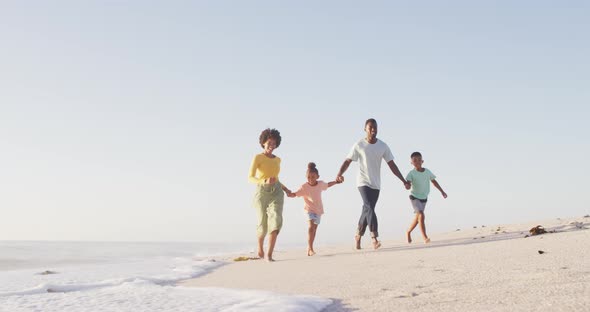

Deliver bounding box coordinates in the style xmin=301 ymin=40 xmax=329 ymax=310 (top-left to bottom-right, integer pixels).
xmin=394 ymin=292 xmax=419 ymax=298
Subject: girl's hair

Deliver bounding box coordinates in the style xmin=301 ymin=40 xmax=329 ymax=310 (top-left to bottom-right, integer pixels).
xmin=307 ymin=162 xmax=319 ymax=175
xmin=259 ymin=128 xmax=282 ymax=148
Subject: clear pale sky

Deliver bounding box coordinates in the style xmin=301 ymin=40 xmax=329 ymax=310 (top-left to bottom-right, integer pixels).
xmin=1 ymin=1 xmax=588 ymax=245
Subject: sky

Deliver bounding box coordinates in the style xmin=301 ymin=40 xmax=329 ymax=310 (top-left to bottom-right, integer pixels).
xmin=1 ymin=1 xmax=589 ymax=246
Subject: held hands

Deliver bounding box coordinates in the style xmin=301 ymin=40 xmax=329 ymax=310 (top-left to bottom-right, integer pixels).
xmin=335 ymin=175 xmax=344 ymax=183
xmin=404 ymin=181 xmax=411 ymax=190
xmin=282 ymin=187 xmax=295 ymax=198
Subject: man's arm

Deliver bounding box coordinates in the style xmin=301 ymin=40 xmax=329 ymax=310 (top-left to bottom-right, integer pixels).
xmin=336 ymin=159 xmax=352 ymax=183
xmin=431 ymin=179 xmax=447 ymax=198
xmin=387 ymin=160 xmax=409 ymax=187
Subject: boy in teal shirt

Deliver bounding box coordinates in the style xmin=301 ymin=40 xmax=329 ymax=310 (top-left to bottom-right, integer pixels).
xmin=405 ymin=152 xmax=447 ymax=244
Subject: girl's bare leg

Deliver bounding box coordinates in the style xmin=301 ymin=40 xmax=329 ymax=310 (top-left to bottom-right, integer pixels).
xmin=308 ymin=221 xmax=318 ymax=256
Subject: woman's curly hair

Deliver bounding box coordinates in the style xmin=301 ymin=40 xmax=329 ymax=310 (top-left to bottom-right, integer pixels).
xmin=259 ymin=128 xmax=282 ymax=148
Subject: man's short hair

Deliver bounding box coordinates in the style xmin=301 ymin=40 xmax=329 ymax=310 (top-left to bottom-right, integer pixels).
xmin=365 ymin=118 xmax=377 ymax=126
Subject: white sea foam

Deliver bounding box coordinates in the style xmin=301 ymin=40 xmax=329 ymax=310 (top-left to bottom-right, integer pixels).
xmin=0 ymin=241 xmax=331 ymax=312
xmin=1 ymin=282 xmax=332 ymax=312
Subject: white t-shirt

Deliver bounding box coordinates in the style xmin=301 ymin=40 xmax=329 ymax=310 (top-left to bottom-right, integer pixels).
xmin=346 ymin=139 xmax=395 ymax=190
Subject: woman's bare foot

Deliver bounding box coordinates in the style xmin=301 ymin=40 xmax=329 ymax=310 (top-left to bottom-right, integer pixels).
xmin=406 ymin=231 xmax=412 ymax=243
xmin=307 ymin=249 xmax=316 ymax=256
xmin=424 ymin=237 xmax=431 ymax=244
xmin=354 ymin=235 xmax=361 ymax=250
xmin=372 ymin=239 xmax=381 ymax=250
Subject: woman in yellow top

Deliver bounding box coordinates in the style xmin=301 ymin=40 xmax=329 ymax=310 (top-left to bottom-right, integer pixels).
xmin=249 ymin=128 xmax=292 ymax=262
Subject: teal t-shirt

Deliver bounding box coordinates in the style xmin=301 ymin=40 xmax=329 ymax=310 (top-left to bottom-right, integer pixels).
xmin=406 ymin=168 xmax=436 ymax=200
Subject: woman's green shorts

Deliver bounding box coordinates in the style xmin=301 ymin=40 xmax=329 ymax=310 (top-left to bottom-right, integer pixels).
xmin=253 ymin=182 xmax=284 ymax=237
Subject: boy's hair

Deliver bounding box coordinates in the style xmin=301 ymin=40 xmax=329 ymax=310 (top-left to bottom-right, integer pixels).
xmin=307 ymin=162 xmax=319 ymax=175
xmin=411 ymin=152 xmax=422 ymax=158
xmin=365 ymin=118 xmax=377 ymax=127
xmin=259 ymin=128 xmax=282 ymax=148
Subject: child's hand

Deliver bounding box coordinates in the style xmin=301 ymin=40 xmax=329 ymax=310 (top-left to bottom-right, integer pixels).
xmin=287 ymin=192 xmax=296 ymax=198
xmin=441 ymin=192 xmax=447 ymax=199
xmin=404 ymin=181 xmax=411 ymax=190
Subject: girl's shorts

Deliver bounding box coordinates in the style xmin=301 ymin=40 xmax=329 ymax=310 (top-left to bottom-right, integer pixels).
xmin=308 ymin=212 xmax=322 ymax=225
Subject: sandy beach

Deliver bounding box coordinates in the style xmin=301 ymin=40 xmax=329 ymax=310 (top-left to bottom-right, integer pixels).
xmin=180 ymin=216 xmax=590 ymax=311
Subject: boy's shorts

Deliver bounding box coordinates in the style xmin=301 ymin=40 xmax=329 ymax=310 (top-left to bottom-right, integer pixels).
xmin=410 ymin=195 xmax=427 ymax=213
xmin=307 ymin=212 xmax=322 ymax=225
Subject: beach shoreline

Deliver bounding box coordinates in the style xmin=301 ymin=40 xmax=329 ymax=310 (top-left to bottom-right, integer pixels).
xmin=180 ymin=215 xmax=590 ymax=311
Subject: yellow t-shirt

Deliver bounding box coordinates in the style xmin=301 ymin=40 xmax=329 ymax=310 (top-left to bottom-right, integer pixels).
xmin=249 ymin=154 xmax=281 ymax=184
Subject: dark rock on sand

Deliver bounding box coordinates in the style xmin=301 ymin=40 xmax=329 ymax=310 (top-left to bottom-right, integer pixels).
xmin=529 ymin=225 xmax=547 ymax=236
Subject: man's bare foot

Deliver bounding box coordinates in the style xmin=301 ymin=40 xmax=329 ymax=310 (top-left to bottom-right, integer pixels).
xmin=354 ymin=235 xmax=361 ymax=250
xmin=372 ymin=239 xmax=381 ymax=250
xmin=424 ymin=237 xmax=431 ymax=244
xmin=307 ymin=249 xmax=316 ymax=256
xmin=406 ymin=231 xmax=412 ymax=244
xmin=257 ymin=250 xmax=265 ymax=259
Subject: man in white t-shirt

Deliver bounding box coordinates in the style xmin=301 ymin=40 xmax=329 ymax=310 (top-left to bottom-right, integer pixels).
xmin=336 ymin=118 xmax=410 ymax=250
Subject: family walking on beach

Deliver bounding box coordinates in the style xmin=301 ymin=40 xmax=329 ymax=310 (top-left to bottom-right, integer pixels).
xmin=248 ymin=119 xmax=447 ymax=262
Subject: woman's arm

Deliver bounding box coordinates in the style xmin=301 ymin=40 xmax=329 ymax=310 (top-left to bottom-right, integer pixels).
xmin=281 ymin=183 xmax=292 ymax=195
xmin=248 ymin=156 xmax=263 ymax=184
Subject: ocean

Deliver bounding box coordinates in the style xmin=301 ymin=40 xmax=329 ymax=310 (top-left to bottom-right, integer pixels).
xmin=0 ymin=241 xmax=331 ymax=312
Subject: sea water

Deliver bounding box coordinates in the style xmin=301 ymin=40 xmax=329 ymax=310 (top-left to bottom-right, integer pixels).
xmin=0 ymin=241 xmax=331 ymax=312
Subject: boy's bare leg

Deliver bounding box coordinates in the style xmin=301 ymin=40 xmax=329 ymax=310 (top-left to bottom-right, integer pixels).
xmin=267 ymin=230 xmax=279 ymax=261
xmin=257 ymin=235 xmax=265 ymax=258
xmin=308 ymin=221 xmax=317 ymax=256
xmin=406 ymin=214 xmax=419 ymax=243
xmin=418 ymin=212 xmax=430 ymax=243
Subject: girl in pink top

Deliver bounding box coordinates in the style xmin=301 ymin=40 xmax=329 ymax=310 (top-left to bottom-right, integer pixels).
xmin=288 ymin=162 xmax=340 ymax=256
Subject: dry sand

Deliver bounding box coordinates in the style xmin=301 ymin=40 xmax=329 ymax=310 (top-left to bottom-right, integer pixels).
xmin=180 ymin=216 xmax=590 ymax=311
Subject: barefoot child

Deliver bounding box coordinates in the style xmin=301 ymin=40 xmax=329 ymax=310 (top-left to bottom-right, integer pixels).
xmin=288 ymin=162 xmax=340 ymax=256
xmin=405 ymin=152 xmax=447 ymax=244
